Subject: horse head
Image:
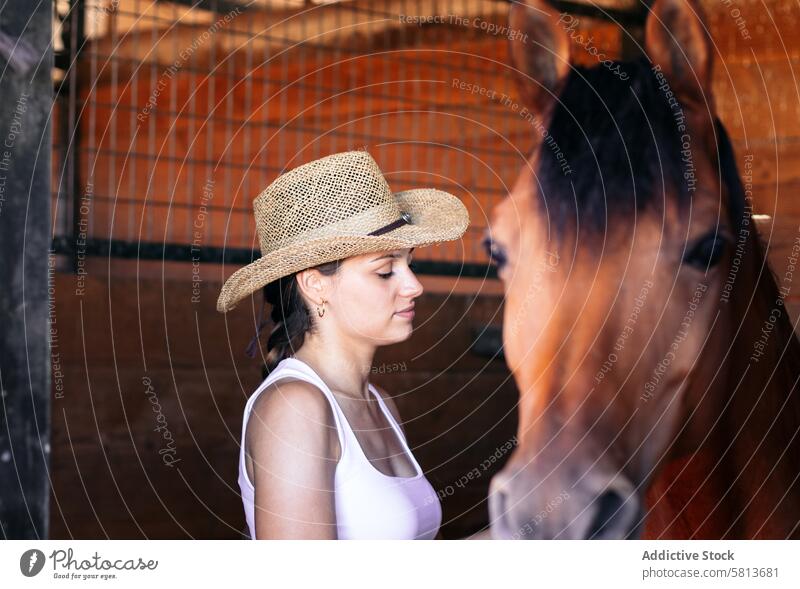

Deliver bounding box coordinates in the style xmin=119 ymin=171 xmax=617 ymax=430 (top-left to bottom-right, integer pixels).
xmin=484 ymin=0 xmax=742 ymax=539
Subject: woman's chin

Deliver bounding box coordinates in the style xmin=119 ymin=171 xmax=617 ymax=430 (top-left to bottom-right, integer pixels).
xmin=378 ymin=326 xmax=414 ymax=345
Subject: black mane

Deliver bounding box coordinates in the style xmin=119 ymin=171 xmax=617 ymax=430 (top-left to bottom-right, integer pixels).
xmin=536 ymin=58 xmax=691 ymax=238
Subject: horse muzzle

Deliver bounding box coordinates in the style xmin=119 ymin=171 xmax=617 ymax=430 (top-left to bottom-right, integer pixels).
xmin=488 ymin=464 xmax=644 ymax=539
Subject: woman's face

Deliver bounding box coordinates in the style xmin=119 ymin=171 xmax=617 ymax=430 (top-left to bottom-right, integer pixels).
xmin=322 ymin=247 xmax=423 ymax=345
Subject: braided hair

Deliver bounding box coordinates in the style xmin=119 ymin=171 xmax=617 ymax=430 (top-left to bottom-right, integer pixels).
xmin=247 ymin=259 xmax=341 ymax=375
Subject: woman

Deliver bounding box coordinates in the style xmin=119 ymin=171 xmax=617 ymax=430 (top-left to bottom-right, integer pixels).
xmin=216 ymin=151 xmax=470 ymax=539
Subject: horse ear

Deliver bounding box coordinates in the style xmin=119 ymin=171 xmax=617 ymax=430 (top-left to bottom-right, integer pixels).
xmin=645 ymin=0 xmax=713 ymax=107
xmin=508 ymin=0 xmax=571 ymax=119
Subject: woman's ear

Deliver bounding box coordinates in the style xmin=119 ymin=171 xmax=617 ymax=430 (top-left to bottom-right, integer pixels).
xmin=507 ymin=0 xmax=571 ymax=121
xmin=295 ymin=269 xmax=326 ymax=305
xmin=645 ymin=0 xmax=713 ymax=107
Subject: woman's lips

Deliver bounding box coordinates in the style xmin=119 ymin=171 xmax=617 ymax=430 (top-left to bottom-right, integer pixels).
xmin=395 ymin=306 xmax=415 ymax=319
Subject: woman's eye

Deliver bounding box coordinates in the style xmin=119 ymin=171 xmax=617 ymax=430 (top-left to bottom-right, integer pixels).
xmin=683 ymin=233 xmax=728 ymax=269
xmin=378 ymin=259 xmax=415 ymax=279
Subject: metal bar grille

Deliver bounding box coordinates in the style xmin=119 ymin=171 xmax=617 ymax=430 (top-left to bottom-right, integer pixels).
xmin=51 ymin=0 xmax=570 ymax=275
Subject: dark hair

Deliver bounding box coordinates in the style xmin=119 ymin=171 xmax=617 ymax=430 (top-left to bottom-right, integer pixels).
xmin=538 ymin=58 xmax=689 ymax=240
xmin=247 ymin=259 xmax=341 ymax=375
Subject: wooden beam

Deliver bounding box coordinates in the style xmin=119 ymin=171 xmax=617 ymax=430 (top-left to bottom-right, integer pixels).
xmin=50 ymin=237 xmax=498 ymax=278
xmin=154 ymin=0 xmax=259 ymax=14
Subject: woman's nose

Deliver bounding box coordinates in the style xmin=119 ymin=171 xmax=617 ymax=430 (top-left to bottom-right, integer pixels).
xmin=406 ymin=278 xmax=423 ymax=298
xmin=403 ymin=269 xmax=424 ymax=297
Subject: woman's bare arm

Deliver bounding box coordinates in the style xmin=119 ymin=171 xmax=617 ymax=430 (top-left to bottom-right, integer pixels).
xmin=247 ymin=380 xmax=339 ymax=539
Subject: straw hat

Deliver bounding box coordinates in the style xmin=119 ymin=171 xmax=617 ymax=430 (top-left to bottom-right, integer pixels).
xmin=216 ymin=150 xmax=469 ymax=312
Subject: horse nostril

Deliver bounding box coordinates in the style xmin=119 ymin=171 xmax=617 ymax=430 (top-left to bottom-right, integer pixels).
xmin=586 ymin=489 xmax=626 ymax=540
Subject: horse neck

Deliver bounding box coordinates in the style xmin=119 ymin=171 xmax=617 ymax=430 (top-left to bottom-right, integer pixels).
xmin=648 ymin=217 xmax=800 ymax=539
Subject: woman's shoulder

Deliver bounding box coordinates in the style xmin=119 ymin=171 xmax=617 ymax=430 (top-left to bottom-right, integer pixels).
xmin=247 ymin=378 xmax=341 ymax=459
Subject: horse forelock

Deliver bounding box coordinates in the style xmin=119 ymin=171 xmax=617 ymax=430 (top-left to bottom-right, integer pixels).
xmin=535 ymin=58 xmax=692 ymax=241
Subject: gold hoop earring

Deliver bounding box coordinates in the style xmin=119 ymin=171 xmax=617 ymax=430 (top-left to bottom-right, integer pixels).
xmin=316 ymin=300 xmax=326 ymax=318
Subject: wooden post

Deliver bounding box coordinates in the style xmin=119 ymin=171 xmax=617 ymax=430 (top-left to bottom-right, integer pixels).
xmin=0 ymin=0 xmax=53 ymax=539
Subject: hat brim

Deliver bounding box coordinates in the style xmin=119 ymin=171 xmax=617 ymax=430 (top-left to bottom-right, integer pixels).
xmin=216 ymin=188 xmax=469 ymax=312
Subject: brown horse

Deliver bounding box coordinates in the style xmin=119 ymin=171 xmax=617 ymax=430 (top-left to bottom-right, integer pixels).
xmin=483 ymin=0 xmax=800 ymax=539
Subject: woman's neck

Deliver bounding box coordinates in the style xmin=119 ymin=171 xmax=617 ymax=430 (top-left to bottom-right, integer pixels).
xmin=293 ymin=336 xmax=376 ymax=401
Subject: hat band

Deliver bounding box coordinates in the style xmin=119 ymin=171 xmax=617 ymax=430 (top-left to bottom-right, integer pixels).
xmin=368 ymin=211 xmax=412 ymax=236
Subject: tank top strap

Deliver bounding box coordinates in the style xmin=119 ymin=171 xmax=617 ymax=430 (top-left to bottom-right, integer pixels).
xmin=240 ymin=358 xmax=349 ymax=478
xmin=254 ymin=358 xmax=420 ymax=478
xmin=367 ymin=383 xmax=423 ymax=474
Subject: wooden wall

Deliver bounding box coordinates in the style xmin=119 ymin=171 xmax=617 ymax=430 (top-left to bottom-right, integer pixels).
xmin=49 ymin=0 xmax=800 ymax=538
xmin=707 ymin=0 xmax=800 ymax=322
xmin=48 ymin=265 xmax=515 ymax=539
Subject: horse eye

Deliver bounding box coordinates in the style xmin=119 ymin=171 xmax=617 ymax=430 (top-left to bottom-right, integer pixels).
xmin=683 ymin=233 xmax=728 ymax=269
xmin=482 ymin=235 xmax=507 ymax=269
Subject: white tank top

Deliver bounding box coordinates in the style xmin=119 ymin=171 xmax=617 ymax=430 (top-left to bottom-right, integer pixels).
xmin=238 ymin=357 xmax=442 ymax=539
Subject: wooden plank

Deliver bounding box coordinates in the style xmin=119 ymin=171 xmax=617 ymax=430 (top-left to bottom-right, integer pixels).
xmin=716 ymin=61 xmax=800 ymax=142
